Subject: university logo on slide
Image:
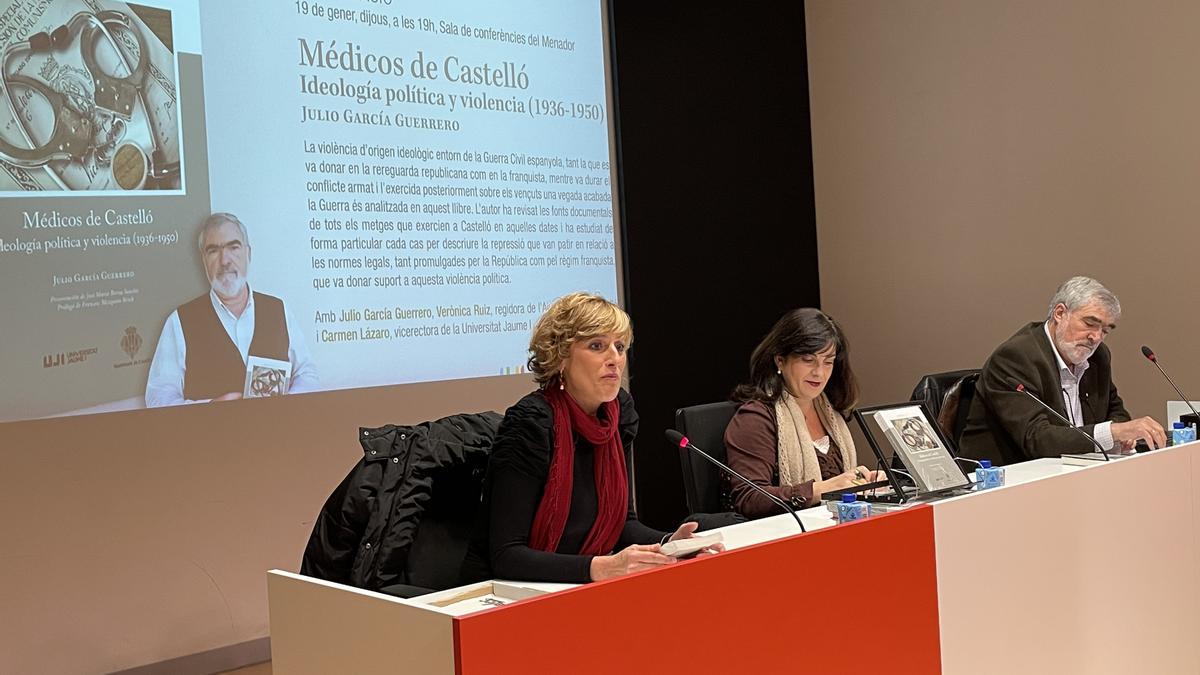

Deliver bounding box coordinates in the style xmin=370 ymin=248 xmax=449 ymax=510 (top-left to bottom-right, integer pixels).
xmin=43 ymin=347 xmax=98 ymax=368
xmin=121 ymin=327 xmax=143 ymax=360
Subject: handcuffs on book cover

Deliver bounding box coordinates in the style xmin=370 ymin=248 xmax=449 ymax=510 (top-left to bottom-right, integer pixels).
xmin=0 ymin=9 xmax=179 ymax=189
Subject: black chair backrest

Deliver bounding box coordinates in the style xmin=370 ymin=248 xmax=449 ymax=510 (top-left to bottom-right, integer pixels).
xmin=909 ymin=369 xmax=980 ymax=422
xmin=674 ymin=401 xmax=740 ymax=514
xmin=938 ymin=371 xmax=981 ymax=448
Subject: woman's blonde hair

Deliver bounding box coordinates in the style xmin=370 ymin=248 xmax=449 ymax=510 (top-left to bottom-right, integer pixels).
xmin=528 ymin=292 xmax=633 ymax=385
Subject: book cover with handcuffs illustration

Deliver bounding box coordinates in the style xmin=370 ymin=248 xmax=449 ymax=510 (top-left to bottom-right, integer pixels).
xmin=872 ymin=405 xmax=970 ymax=493
xmin=0 ymin=0 xmax=216 ymax=421
xmin=243 ymin=355 xmax=291 ymax=399
xmin=0 ymin=0 xmax=182 ymax=193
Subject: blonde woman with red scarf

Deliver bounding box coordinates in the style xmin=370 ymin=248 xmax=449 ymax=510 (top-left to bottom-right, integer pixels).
xmin=461 ymin=292 xmax=719 ymax=583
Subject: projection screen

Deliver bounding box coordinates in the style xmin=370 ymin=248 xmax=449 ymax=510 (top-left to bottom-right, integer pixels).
xmin=0 ymin=0 xmax=624 ymax=422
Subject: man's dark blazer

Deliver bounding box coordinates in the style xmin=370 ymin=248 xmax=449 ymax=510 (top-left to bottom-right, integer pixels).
xmin=958 ymin=321 xmax=1130 ymax=466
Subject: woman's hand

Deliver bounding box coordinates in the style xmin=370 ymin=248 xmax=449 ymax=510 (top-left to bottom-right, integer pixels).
xmin=851 ymin=465 xmax=874 ymax=484
xmin=666 ymin=521 xmax=699 ymax=542
xmin=666 ymin=521 xmax=726 ymax=556
xmin=590 ymin=544 xmax=676 ymax=581
xmin=813 ymin=468 xmax=860 ymax=500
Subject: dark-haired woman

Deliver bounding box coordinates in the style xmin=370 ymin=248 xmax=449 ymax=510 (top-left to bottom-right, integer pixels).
xmin=724 ymin=308 xmax=882 ymax=519
xmin=461 ymin=292 xmax=718 ymax=584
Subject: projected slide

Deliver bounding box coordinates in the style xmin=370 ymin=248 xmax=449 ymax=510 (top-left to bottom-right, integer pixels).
xmin=0 ymin=0 xmax=619 ymax=421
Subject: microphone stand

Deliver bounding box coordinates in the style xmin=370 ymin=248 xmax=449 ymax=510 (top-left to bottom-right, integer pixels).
xmin=669 ymin=431 xmax=806 ymax=533
xmin=1142 ymin=346 xmax=1200 ymax=426
xmin=1014 ymin=383 xmax=1110 ymax=461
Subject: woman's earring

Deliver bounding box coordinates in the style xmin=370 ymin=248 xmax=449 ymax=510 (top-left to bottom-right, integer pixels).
xmin=559 ymin=370 xmax=565 ymax=390
xmin=776 ymin=368 xmax=782 ymax=375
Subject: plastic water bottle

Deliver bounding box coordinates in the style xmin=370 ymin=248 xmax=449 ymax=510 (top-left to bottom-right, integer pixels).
xmin=975 ymin=460 xmax=1005 ymax=489
xmin=836 ymin=493 xmax=871 ymax=523
xmin=1171 ymin=422 xmax=1196 ymax=446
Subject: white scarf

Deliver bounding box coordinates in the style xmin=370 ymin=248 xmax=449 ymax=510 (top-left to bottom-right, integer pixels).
xmin=774 ymin=391 xmax=856 ymax=487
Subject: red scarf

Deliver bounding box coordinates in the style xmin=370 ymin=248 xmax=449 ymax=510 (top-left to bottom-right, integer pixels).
xmin=528 ymin=385 xmax=628 ymax=556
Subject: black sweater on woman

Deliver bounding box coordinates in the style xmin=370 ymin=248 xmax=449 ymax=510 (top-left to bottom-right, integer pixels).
xmin=460 ymin=388 xmax=666 ymax=584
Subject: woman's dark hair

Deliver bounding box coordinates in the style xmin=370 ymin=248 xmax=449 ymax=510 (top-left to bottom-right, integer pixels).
xmin=731 ymin=308 xmax=859 ymax=414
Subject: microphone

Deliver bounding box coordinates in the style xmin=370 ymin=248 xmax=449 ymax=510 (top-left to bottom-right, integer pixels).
xmin=1012 ymin=381 xmax=1110 ymax=461
xmin=667 ymin=429 xmax=806 ymax=533
xmin=1141 ymin=345 xmax=1200 ymax=426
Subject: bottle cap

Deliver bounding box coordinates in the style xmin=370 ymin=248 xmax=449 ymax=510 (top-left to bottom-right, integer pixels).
xmin=1174 ymin=422 xmax=1186 ymax=429
xmin=841 ymin=493 xmax=856 ymax=503
xmin=980 ymin=459 xmax=992 ymax=469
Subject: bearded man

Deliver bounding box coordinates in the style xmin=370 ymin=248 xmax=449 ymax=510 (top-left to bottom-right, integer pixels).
xmin=958 ymin=276 xmax=1165 ymax=465
xmin=145 ymin=213 xmax=318 ymax=407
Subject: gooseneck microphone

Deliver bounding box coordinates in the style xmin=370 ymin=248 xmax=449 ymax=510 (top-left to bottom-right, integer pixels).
xmin=667 ymin=429 xmax=806 ymax=533
xmin=1141 ymin=345 xmax=1200 ymax=425
xmin=1012 ymin=381 xmax=1110 ymax=461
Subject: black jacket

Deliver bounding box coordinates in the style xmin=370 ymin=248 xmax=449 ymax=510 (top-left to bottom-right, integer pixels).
xmin=301 ymin=410 xmax=503 ymax=594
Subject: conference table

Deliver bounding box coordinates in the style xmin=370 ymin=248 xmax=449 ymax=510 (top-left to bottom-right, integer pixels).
xmin=268 ymin=441 xmax=1200 ymax=674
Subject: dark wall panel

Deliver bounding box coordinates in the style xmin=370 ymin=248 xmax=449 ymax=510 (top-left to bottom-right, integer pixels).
xmin=612 ymin=2 xmax=820 ymax=527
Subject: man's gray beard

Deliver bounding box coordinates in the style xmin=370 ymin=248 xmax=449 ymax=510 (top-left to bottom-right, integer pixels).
xmin=1069 ymin=343 xmax=1097 ymax=363
xmin=211 ymin=272 xmax=246 ymax=299
xmin=1054 ymin=323 xmax=1097 ymax=365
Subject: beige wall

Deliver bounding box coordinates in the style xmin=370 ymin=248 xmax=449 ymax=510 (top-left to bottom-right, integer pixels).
xmin=0 ymin=377 xmax=532 ymax=674
xmin=807 ymin=0 xmax=1200 ymax=420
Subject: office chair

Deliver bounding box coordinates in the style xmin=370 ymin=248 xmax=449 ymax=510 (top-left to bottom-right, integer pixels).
xmin=674 ymin=401 xmax=740 ymax=514
xmin=909 ymin=369 xmax=980 ymax=447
